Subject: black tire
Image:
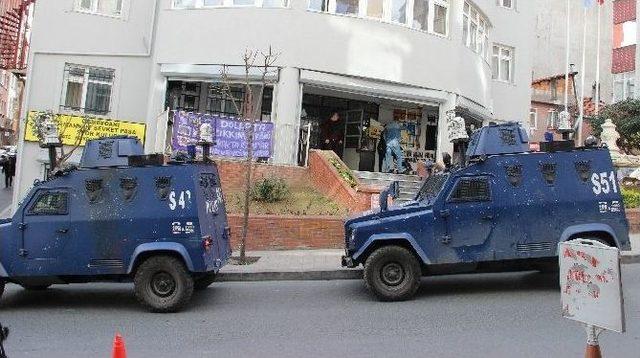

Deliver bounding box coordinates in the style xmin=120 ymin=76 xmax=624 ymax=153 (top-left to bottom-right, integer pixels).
xmin=0 ymin=280 xmax=5 ymax=300
xmin=194 ymin=273 xmax=217 ymax=291
xmin=134 ymin=255 xmax=194 ymax=313
xmin=571 ymin=236 xmax=612 ymax=247
xmin=364 ymin=245 xmax=422 ymax=302
xmin=21 ymin=284 xmax=51 ymax=291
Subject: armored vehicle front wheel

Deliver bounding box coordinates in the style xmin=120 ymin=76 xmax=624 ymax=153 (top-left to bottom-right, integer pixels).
xmin=134 ymin=256 xmax=194 ymax=313
xmin=194 ymin=273 xmax=217 ymax=291
xmin=364 ymin=245 xmax=421 ymax=302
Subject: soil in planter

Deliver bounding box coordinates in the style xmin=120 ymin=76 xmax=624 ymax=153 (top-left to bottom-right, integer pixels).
xmin=226 ymin=185 xmax=348 ymax=216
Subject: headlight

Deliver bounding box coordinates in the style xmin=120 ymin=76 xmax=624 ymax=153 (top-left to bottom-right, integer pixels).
xmin=348 ymin=229 xmax=356 ymax=250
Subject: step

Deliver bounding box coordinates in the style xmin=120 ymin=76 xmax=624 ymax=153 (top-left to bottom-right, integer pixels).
xmin=353 ymin=171 xmax=421 ymax=183
xmin=358 ymin=178 xmax=422 ymax=190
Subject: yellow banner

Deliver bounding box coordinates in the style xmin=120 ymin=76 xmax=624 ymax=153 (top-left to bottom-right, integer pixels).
xmin=25 ymin=112 xmax=146 ymax=146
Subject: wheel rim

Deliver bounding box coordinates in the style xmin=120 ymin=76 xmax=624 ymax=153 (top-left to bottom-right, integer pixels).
xmin=380 ymin=262 xmax=405 ymax=286
xmin=150 ymin=272 xmax=176 ymax=297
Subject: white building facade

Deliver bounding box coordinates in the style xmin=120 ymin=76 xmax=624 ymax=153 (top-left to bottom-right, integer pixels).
xmin=13 ymin=0 xmax=534 ymax=206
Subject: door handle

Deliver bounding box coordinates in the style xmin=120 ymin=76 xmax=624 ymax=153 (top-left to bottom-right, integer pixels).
xmin=439 ymin=209 xmax=450 ymax=218
xmin=482 ymin=215 xmax=494 ymax=221
xmin=56 ymin=228 xmax=69 ymax=234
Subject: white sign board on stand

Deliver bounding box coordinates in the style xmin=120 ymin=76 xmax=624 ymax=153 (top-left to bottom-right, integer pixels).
xmin=559 ymin=240 xmax=625 ymax=333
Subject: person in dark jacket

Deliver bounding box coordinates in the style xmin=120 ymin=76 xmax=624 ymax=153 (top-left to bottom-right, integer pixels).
xmin=1 ymin=156 xmax=15 ymax=188
xmin=377 ymin=135 xmax=386 ymax=172
xmin=321 ymin=113 xmax=345 ymax=158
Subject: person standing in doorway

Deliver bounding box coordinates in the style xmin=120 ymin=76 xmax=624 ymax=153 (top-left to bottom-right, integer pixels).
xmin=377 ymin=135 xmax=386 ymax=172
xmin=321 ymin=112 xmax=344 ymax=158
xmin=383 ymin=117 xmax=406 ymax=173
xmin=2 ymin=155 xmax=15 ymax=188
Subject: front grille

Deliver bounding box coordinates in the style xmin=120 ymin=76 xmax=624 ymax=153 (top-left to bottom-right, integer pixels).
xmin=516 ymin=242 xmax=553 ymax=253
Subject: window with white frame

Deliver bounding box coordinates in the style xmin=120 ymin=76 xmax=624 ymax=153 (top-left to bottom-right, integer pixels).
xmin=309 ymin=0 xmax=448 ymax=35
xmin=529 ymin=108 xmax=537 ymax=132
xmin=61 ymin=64 xmax=115 ymax=115
xmin=613 ymin=71 xmax=635 ymax=102
xmin=546 ymin=110 xmax=559 ymax=129
xmin=492 ymin=44 xmax=514 ymax=82
xmin=173 ymin=0 xmax=288 ymax=8
xmin=75 ymin=0 xmax=124 ymax=17
xmin=463 ymin=2 xmax=489 ymax=58
xmin=497 ymin=0 xmax=513 ymax=9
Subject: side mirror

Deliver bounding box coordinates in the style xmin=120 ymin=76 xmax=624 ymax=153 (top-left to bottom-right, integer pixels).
xmin=379 ymin=181 xmax=400 ymax=212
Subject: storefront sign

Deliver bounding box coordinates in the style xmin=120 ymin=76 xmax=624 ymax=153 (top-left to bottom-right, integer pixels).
xmin=24 ymin=112 xmax=146 ymax=146
xmin=559 ymin=239 xmax=625 ymax=333
xmin=172 ymin=111 xmax=273 ymax=158
xmin=446 ymin=111 xmax=468 ymax=143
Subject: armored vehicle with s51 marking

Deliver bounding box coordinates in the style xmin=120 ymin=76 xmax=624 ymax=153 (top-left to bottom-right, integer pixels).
xmin=342 ymin=123 xmax=631 ymax=301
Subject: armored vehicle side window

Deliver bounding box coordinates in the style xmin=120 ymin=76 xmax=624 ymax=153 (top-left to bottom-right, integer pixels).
xmin=448 ymin=177 xmax=491 ymax=202
xmin=28 ymin=191 xmax=69 ymax=215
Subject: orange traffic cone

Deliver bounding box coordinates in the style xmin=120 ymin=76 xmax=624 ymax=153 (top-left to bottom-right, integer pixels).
xmin=112 ymin=333 xmax=127 ymax=358
xmin=585 ymin=344 xmax=602 ymax=358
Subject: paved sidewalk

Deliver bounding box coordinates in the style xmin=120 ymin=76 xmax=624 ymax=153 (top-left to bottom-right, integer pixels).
xmin=219 ymin=234 xmax=640 ymax=281
xmin=218 ymin=249 xmax=361 ymax=281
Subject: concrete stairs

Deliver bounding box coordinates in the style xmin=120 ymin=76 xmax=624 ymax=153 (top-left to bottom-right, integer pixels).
xmin=353 ymin=171 xmax=423 ymax=204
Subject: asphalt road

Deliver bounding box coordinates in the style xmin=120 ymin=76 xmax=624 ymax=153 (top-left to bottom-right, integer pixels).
xmin=1 ymin=266 xmax=639 ymax=358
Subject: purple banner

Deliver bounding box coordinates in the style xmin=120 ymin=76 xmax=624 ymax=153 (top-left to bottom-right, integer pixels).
xmin=171 ymin=112 xmax=273 ymax=158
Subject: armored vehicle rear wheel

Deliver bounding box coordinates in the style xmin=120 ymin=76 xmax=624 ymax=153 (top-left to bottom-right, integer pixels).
xmin=194 ymin=273 xmax=217 ymax=291
xmin=364 ymin=245 xmax=421 ymax=302
xmin=21 ymin=284 xmax=51 ymax=291
xmin=134 ymin=256 xmax=194 ymax=313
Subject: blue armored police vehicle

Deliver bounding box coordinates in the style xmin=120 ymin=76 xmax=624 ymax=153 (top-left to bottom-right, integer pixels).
xmin=0 ymin=136 xmax=231 ymax=312
xmin=342 ymin=123 xmax=631 ymax=301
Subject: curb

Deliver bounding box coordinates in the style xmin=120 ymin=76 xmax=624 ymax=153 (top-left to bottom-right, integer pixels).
xmin=218 ymin=255 xmax=640 ymax=282
xmin=217 ymin=269 xmax=363 ymax=282
xmin=622 ymin=254 xmax=640 ymax=265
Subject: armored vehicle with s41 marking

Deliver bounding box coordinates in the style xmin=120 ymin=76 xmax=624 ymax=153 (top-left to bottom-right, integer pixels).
xmin=342 ymin=123 xmax=631 ymax=301
xmin=0 ymin=136 xmax=231 ymax=312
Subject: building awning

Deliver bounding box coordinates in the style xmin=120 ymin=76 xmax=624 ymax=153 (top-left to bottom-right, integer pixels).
xmin=299 ymin=69 xmax=447 ymax=106
xmin=455 ymin=95 xmax=494 ymax=123
xmin=160 ymin=64 xmax=280 ymax=83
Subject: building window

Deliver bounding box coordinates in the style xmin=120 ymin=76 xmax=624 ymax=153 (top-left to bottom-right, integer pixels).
xmin=75 ymin=0 xmax=124 ymax=17
xmin=309 ymin=0 xmax=448 ymax=35
xmin=497 ymin=0 xmax=513 ymax=9
xmin=613 ymin=71 xmax=635 ymax=103
xmin=492 ymin=44 xmax=514 ymax=82
xmin=61 ymin=64 xmax=115 ymax=115
xmin=463 ymin=1 xmax=489 ymax=58
xmin=172 ymin=0 xmax=288 ymax=8
xmin=412 ymin=0 xmax=449 ymax=34
xmin=546 ymin=110 xmax=558 ymax=129
xmin=613 ymin=20 xmax=636 ymax=49
xmin=550 ymin=79 xmax=558 ymax=100
xmin=529 ymin=108 xmax=537 ymax=131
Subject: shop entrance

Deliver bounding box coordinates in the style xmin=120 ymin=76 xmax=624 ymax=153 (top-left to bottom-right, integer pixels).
xmin=299 ymin=87 xmax=440 ymax=174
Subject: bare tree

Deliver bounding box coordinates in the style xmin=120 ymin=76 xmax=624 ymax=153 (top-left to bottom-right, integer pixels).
xmin=29 ymin=111 xmax=92 ymax=172
xmin=214 ymin=47 xmax=279 ymax=263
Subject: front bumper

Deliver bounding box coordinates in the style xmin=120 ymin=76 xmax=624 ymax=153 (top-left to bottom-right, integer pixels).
xmin=341 ymin=255 xmax=356 ymax=268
